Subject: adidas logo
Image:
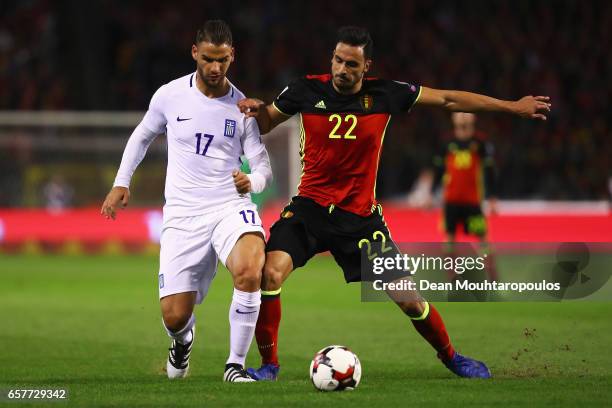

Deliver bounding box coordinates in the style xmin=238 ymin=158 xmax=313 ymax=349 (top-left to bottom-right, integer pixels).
xmin=315 ymin=100 xmax=326 ymax=109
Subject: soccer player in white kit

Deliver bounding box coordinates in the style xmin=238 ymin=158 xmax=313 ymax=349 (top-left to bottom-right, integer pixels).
xmin=101 ymin=20 xmax=271 ymax=382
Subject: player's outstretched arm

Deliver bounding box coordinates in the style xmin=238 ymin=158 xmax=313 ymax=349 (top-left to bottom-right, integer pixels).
xmin=101 ymin=122 xmax=159 ymax=220
xmin=237 ymin=98 xmax=289 ymax=134
xmin=417 ymin=87 xmax=551 ymax=120
xmin=101 ymin=186 xmax=130 ymax=220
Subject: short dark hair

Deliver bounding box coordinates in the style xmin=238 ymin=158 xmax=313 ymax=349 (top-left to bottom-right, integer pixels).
xmin=336 ymin=26 xmax=373 ymax=59
xmin=195 ymin=20 xmax=233 ymax=45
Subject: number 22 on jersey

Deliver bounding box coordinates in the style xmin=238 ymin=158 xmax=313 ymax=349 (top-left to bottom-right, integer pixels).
xmin=328 ymin=114 xmax=358 ymax=140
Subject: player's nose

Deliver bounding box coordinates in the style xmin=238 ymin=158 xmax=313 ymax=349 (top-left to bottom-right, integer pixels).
xmin=211 ymin=62 xmax=223 ymax=72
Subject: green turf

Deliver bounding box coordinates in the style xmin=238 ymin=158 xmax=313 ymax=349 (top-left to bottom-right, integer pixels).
xmin=0 ymin=254 xmax=611 ymax=407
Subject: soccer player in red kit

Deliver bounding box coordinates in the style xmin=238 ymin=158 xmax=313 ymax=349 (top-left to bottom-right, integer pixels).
xmin=238 ymin=26 xmax=551 ymax=380
xmin=434 ymin=112 xmax=499 ymax=281
xmin=434 ymin=113 xmax=497 ymax=242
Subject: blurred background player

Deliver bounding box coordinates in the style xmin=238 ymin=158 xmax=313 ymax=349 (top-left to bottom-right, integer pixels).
xmin=238 ymin=26 xmax=550 ymax=381
xmin=100 ymin=20 xmax=272 ymax=382
xmin=432 ymin=112 xmax=499 ymax=280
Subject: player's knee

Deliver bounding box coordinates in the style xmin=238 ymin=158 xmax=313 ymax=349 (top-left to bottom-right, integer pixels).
xmin=396 ymin=300 xmax=426 ymax=318
xmin=262 ymin=262 xmax=286 ymax=291
xmin=162 ymin=308 xmax=192 ymax=332
xmin=232 ymin=257 xmax=264 ymax=291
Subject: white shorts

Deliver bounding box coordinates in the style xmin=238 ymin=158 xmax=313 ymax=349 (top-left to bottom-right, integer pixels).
xmin=158 ymin=201 xmax=265 ymax=304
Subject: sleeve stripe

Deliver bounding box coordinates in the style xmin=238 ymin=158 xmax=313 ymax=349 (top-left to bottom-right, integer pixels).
xmin=272 ymin=101 xmax=293 ymax=117
xmin=411 ymin=85 xmax=423 ymax=109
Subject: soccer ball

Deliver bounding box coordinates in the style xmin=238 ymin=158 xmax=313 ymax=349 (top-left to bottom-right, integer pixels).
xmin=309 ymin=345 xmax=361 ymax=391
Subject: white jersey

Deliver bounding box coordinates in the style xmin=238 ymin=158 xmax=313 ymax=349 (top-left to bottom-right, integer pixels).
xmin=114 ymin=72 xmax=267 ymax=218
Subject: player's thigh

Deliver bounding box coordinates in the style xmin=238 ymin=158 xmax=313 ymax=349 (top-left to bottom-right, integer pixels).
xmin=211 ymin=200 xmax=265 ymax=269
xmin=266 ymin=198 xmax=324 ymax=272
xmin=159 ymin=216 xmax=218 ymax=305
xmin=225 ymin=232 xmax=266 ymax=291
xmin=465 ymin=205 xmax=487 ymax=237
xmin=330 ymin=208 xmax=405 ymax=283
xmin=443 ymin=203 xmax=460 ymax=236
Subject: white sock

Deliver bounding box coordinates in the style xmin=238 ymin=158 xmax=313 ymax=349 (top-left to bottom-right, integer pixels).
xmin=163 ymin=314 xmax=195 ymax=345
xmin=227 ymin=288 xmax=261 ymax=367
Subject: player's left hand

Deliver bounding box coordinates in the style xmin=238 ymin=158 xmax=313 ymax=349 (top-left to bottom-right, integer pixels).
xmin=512 ymin=95 xmax=551 ymax=120
xmin=232 ymin=170 xmax=251 ymax=194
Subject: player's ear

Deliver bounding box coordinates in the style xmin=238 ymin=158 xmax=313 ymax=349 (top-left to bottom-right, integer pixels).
xmin=230 ymin=46 xmax=235 ymax=63
xmin=191 ymin=44 xmax=198 ymax=61
xmin=363 ymin=59 xmax=372 ymax=73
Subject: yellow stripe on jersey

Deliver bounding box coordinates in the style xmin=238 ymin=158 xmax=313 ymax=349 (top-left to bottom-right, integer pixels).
xmin=296 ymin=113 xmax=306 ymax=192
xmin=372 ymin=115 xmax=393 ymax=201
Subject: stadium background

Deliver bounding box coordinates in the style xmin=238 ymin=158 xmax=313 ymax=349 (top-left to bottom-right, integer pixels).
xmin=1 ymin=2 xmax=611 ymax=407
xmin=0 ymin=0 xmax=610 ymax=249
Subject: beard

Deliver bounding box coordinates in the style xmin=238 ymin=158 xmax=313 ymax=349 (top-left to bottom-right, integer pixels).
xmin=197 ymin=67 xmax=225 ymax=88
xmin=333 ymin=75 xmax=353 ymax=90
xmin=332 ymin=71 xmax=363 ymax=93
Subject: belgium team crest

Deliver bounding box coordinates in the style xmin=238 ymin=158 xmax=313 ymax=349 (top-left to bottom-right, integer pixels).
xmin=360 ymin=94 xmax=373 ymax=111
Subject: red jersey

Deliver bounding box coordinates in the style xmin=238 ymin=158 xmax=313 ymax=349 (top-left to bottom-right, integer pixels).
xmin=273 ymin=74 xmax=420 ymax=216
xmin=433 ymin=137 xmax=496 ymax=205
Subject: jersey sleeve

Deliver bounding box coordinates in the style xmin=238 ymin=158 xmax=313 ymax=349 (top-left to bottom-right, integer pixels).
xmin=388 ymin=80 xmax=422 ymax=112
xmin=241 ymin=116 xmax=272 ymax=194
xmin=140 ymin=85 xmax=168 ymax=133
xmin=113 ymin=86 xmax=168 ymax=188
xmin=241 ymin=116 xmax=266 ymax=159
xmin=272 ymin=78 xmax=304 ymax=116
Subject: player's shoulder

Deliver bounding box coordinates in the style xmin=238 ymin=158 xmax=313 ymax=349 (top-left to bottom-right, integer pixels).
xmin=275 ymin=75 xmax=331 ymax=105
xmin=161 ymin=72 xmax=195 ymax=95
xmin=303 ymin=74 xmax=333 ymax=83
xmin=149 ymin=72 xmax=194 ymax=104
xmin=364 ymin=78 xmax=419 ymax=93
xmin=227 ymin=80 xmax=246 ymax=101
xmin=286 ymin=74 xmax=332 ymax=90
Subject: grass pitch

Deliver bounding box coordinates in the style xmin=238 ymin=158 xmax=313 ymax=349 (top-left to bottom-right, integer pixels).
xmin=1 ymin=254 xmax=611 ymax=407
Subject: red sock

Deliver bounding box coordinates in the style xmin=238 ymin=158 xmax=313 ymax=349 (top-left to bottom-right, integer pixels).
xmin=255 ymin=294 xmax=281 ymax=366
xmin=410 ymin=303 xmax=455 ymax=362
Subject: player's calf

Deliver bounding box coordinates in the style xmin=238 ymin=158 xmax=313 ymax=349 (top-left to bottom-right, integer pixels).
xmin=160 ymin=292 xmax=197 ymax=379
xmin=248 ymin=252 xmax=293 ymax=380
xmin=395 ymin=300 xmax=456 ymax=362
xmin=165 ymin=319 xmax=195 ymax=379
xmin=225 ymin=233 xmax=265 ymax=373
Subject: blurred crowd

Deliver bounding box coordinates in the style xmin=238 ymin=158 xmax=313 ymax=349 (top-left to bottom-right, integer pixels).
xmin=0 ymin=0 xmax=610 ymax=203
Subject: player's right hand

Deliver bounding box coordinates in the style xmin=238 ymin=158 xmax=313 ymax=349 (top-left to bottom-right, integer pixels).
xmin=101 ymin=186 xmax=130 ymax=220
xmin=237 ymin=98 xmax=265 ymax=118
